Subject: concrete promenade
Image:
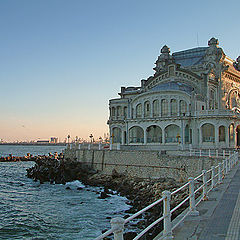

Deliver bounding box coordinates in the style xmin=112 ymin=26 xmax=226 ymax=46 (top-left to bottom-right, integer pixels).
xmin=173 ymin=163 xmax=240 ymax=240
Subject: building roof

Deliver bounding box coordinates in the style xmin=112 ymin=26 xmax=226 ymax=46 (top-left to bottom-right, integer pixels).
xmin=150 ymin=81 xmax=193 ymax=94
xmin=173 ymin=47 xmax=207 ymax=67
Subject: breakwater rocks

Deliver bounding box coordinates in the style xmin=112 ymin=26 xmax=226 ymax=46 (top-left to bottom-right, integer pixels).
xmin=0 ymin=154 xmax=33 ymax=162
xmin=87 ymin=172 xmax=188 ymax=239
xmin=26 ymin=157 xmax=96 ymax=184
xmin=26 ymin=158 xmax=189 ymax=239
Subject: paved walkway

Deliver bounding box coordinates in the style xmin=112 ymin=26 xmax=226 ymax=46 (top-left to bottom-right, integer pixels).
xmin=173 ymin=164 xmax=240 ymax=240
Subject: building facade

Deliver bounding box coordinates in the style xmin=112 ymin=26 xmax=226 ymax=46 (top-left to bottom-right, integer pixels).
xmin=108 ymin=38 xmax=240 ymax=150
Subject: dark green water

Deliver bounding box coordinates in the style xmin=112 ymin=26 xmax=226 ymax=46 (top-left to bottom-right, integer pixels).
xmin=0 ymin=146 xmax=129 ymax=239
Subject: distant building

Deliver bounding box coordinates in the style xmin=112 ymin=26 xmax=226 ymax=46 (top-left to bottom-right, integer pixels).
xmin=50 ymin=137 xmax=58 ymax=144
xmin=36 ymin=140 xmax=50 ymax=144
xmin=108 ymin=37 xmax=240 ymax=150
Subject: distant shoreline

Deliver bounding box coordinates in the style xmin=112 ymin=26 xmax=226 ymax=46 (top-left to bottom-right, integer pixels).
xmin=0 ymin=143 xmax=67 ymax=146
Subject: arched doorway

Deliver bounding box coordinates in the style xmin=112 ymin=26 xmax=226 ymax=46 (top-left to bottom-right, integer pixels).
xmin=112 ymin=127 xmax=122 ymax=144
xmin=129 ymin=126 xmax=144 ymax=143
xmin=236 ymin=126 xmax=240 ymax=147
xmin=201 ymin=123 xmax=215 ymax=143
xmin=165 ymin=124 xmax=180 ymax=143
xmin=146 ymin=125 xmax=162 ymax=143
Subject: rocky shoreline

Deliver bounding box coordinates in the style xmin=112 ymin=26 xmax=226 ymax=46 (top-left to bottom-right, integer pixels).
xmin=26 ymin=156 xmax=190 ymax=239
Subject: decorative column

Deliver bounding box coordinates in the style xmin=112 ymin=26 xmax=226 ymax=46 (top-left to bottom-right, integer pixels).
xmin=215 ymin=125 xmax=219 ymax=148
xmin=162 ymin=128 xmax=166 ymax=144
xmin=226 ymin=125 xmax=229 ymax=148
xmin=144 ymin=128 xmax=147 ymax=145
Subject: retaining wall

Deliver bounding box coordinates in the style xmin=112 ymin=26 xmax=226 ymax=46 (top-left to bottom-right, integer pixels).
xmin=64 ymin=149 xmax=222 ymax=181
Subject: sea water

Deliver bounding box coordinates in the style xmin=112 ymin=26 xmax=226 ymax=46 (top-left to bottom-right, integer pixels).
xmin=0 ymin=145 xmax=130 ymax=239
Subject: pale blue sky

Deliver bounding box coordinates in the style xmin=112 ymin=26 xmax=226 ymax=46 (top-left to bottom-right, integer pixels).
xmin=0 ymin=0 xmax=239 ymax=142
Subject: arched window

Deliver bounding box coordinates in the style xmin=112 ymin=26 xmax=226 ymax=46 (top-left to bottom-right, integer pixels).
xmin=112 ymin=127 xmax=122 ymax=143
xmin=161 ymin=99 xmax=168 ymax=116
xmin=129 ymin=126 xmax=144 ymax=143
xmin=209 ymin=89 xmax=216 ymax=110
xmin=112 ymin=107 xmax=116 ymax=116
xmin=202 ymin=123 xmax=215 ymax=142
xmin=124 ymin=107 xmax=127 ymax=118
xmin=185 ymin=124 xmax=189 ymax=143
xmin=136 ymin=104 xmax=142 ymax=118
xmin=116 ymin=106 xmax=121 ymax=118
xmin=165 ymin=124 xmax=180 ymax=143
xmin=219 ymin=126 xmax=225 ymax=142
xmin=144 ymin=101 xmax=150 ymax=117
xmin=153 ymin=100 xmax=159 ymax=117
xmin=170 ymin=99 xmax=177 ymax=116
xmin=179 ymin=100 xmax=187 ymax=115
xmin=229 ymin=124 xmax=234 ymax=143
xmin=146 ymin=125 xmax=162 ymax=143
xmin=230 ymin=91 xmax=239 ymax=109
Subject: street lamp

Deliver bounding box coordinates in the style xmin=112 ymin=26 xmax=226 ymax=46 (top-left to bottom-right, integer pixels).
xmin=89 ymin=134 xmax=93 ymax=143
xmin=67 ymin=135 xmax=70 ymax=144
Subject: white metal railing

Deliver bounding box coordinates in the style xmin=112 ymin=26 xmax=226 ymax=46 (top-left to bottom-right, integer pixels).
xmin=188 ymin=149 xmax=232 ymax=158
xmin=94 ymin=152 xmax=239 ymax=240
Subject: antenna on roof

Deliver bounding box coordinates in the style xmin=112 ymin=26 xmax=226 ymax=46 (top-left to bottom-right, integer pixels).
xmin=197 ymin=33 xmax=199 ymax=47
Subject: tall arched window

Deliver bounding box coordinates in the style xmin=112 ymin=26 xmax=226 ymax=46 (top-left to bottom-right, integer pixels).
xmin=129 ymin=126 xmax=144 ymax=143
xmin=170 ymin=99 xmax=177 ymax=116
xmin=112 ymin=127 xmax=122 ymax=143
xmin=112 ymin=107 xmax=116 ymax=116
xmin=209 ymin=88 xmax=216 ymax=109
xmin=136 ymin=104 xmax=142 ymax=118
xmin=229 ymin=124 xmax=234 ymax=143
xmin=202 ymin=123 xmax=215 ymax=142
xmin=219 ymin=126 xmax=225 ymax=142
xmin=146 ymin=125 xmax=162 ymax=143
xmin=153 ymin=100 xmax=159 ymax=117
xmin=161 ymin=99 xmax=168 ymax=116
xmin=179 ymin=100 xmax=187 ymax=115
xmin=116 ymin=106 xmax=121 ymax=118
xmin=124 ymin=107 xmax=127 ymax=118
xmin=165 ymin=124 xmax=180 ymax=143
xmin=144 ymin=101 xmax=150 ymax=117
xmin=185 ymin=124 xmax=189 ymax=143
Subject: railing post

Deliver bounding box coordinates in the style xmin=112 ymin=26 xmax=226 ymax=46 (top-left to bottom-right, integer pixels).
xmin=211 ymin=166 xmax=215 ymax=188
xmin=200 ymin=149 xmax=202 ymax=157
xmin=216 ymin=150 xmax=218 ymax=158
xmin=229 ymin=155 xmax=232 ymax=169
xmin=209 ymin=149 xmax=211 ymax=157
xmin=98 ymin=143 xmax=102 ymax=150
xmin=88 ymin=144 xmax=91 ymax=150
xmin=223 ymin=150 xmax=225 ymax=158
xmin=162 ymin=190 xmax=173 ymax=239
xmin=225 ymin=158 xmax=229 ymax=174
xmin=222 ymin=160 xmax=225 ymax=179
xmin=190 ymin=149 xmax=192 ymax=156
xmin=78 ymin=143 xmax=81 ymax=150
xmin=188 ymin=177 xmax=199 ymax=215
xmin=235 ymin=152 xmax=238 ymax=165
xmin=110 ymin=217 xmax=125 ymax=240
xmin=110 ymin=143 xmax=113 ymax=150
xmin=218 ymin=163 xmax=222 ymax=184
xmin=202 ymin=170 xmax=208 ymax=200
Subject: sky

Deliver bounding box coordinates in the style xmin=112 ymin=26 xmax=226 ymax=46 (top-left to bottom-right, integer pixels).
xmin=0 ymin=0 xmax=240 ymax=142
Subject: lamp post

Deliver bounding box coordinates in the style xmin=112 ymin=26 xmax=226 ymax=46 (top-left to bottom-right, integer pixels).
xmin=89 ymin=134 xmax=93 ymax=143
xmin=67 ymin=134 xmax=70 ymax=148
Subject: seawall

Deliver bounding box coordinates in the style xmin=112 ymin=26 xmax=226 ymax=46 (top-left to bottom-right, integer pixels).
xmin=64 ymin=149 xmax=222 ymax=181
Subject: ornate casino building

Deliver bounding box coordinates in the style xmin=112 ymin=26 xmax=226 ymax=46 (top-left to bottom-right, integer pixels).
xmin=108 ymin=38 xmax=240 ymax=150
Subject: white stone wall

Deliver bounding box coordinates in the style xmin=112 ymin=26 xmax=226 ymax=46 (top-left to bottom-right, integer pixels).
xmin=65 ymin=149 xmax=222 ymax=181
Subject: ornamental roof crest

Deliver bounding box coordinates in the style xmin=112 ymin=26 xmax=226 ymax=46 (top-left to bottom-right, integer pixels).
xmin=233 ymin=56 xmax=240 ymax=71
xmin=153 ymin=45 xmax=175 ymax=73
xmin=203 ymin=37 xmax=228 ymax=79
